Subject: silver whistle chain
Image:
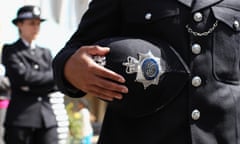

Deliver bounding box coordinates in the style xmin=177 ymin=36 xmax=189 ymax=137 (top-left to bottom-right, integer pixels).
xmin=186 ymin=20 xmax=218 ymax=37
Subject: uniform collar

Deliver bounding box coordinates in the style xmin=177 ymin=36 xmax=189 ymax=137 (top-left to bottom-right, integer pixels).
xmin=178 ymin=0 xmax=223 ymax=12
xmin=177 ymin=0 xmax=194 ymax=8
xmin=192 ymin=0 xmax=223 ymax=12
xmin=21 ymin=38 xmax=37 ymax=49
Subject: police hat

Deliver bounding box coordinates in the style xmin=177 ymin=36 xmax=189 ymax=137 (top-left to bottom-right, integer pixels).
xmin=12 ymin=5 xmax=45 ymax=25
xmin=94 ymin=38 xmax=190 ymax=118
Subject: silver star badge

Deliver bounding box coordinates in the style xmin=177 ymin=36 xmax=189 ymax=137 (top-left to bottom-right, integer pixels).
xmin=123 ymin=50 xmax=164 ymax=89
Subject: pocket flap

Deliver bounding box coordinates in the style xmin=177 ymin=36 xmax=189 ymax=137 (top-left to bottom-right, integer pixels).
xmin=212 ymin=6 xmax=240 ymax=31
xmin=123 ymin=4 xmax=180 ymax=23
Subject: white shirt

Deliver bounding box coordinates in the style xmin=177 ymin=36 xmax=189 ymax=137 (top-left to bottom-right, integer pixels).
xmin=21 ymin=38 xmax=37 ymax=49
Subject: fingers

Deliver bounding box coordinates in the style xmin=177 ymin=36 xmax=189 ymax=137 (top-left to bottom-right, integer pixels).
xmin=79 ymin=45 xmax=126 ymax=84
xmin=81 ymin=45 xmax=110 ymax=56
xmin=92 ymin=64 xmax=126 ymax=84
xmin=90 ymin=74 xmax=128 ymax=99
xmin=80 ymin=66 xmax=128 ymax=101
xmin=64 ymin=45 xmax=128 ymax=101
xmin=88 ymin=85 xmax=125 ymax=101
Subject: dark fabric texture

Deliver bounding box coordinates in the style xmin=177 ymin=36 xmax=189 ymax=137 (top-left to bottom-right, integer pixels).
xmin=53 ymin=0 xmax=240 ymax=143
xmin=4 ymin=126 xmax=58 ymax=144
xmin=96 ymin=38 xmax=190 ymax=117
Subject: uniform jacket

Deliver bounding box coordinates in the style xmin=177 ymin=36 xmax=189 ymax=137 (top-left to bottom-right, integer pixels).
xmin=2 ymin=39 xmax=57 ymax=128
xmin=53 ymin=0 xmax=240 ymax=143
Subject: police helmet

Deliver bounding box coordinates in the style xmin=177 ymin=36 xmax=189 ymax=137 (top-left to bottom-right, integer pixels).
xmin=94 ymin=38 xmax=190 ymax=118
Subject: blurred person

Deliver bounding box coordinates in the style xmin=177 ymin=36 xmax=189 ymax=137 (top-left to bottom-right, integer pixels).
xmin=2 ymin=5 xmax=59 ymax=144
xmin=67 ymin=98 xmax=93 ymax=144
xmin=52 ymin=0 xmax=240 ymax=144
xmin=0 ymin=64 xmax=10 ymax=144
xmin=76 ymin=98 xmax=93 ymax=144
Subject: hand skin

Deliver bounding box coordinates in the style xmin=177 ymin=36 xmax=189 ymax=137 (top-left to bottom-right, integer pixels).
xmin=64 ymin=45 xmax=129 ymax=101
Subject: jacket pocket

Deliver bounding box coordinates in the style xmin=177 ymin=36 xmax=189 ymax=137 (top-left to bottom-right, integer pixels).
xmin=122 ymin=1 xmax=180 ymax=24
xmin=212 ymin=5 xmax=240 ymax=84
xmin=121 ymin=1 xmax=180 ymax=36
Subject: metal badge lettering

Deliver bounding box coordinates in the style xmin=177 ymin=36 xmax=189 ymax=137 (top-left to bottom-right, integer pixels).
xmin=92 ymin=56 xmax=106 ymax=66
xmin=123 ymin=50 xmax=164 ymax=89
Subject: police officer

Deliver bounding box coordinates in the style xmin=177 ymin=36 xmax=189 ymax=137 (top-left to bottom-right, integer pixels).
xmin=53 ymin=0 xmax=240 ymax=144
xmin=2 ymin=5 xmax=59 ymax=144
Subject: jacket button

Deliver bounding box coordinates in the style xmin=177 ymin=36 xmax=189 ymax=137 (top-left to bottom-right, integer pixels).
xmin=37 ymin=97 xmax=42 ymax=101
xmin=193 ymin=12 xmax=203 ymax=22
xmin=30 ymin=50 xmax=35 ymax=55
xmin=145 ymin=13 xmax=152 ymax=20
xmin=233 ymin=20 xmax=239 ymax=30
xmin=19 ymin=62 xmax=24 ymax=67
xmin=191 ymin=109 xmax=200 ymax=120
xmin=192 ymin=76 xmax=202 ymax=87
xmin=33 ymin=64 xmax=39 ymax=70
xmin=192 ymin=44 xmax=201 ymax=54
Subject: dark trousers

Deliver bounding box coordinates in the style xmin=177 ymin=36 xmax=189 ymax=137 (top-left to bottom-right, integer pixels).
xmin=4 ymin=126 xmax=58 ymax=144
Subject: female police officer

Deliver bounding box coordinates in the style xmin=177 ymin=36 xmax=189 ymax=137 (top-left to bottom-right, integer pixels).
xmin=53 ymin=0 xmax=240 ymax=143
xmin=2 ymin=5 xmax=60 ymax=144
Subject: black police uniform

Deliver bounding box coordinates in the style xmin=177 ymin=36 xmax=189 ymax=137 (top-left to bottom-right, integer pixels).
xmin=53 ymin=0 xmax=240 ymax=144
xmin=2 ymin=5 xmax=59 ymax=144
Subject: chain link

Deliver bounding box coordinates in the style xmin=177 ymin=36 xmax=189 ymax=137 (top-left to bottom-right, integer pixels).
xmin=186 ymin=20 xmax=219 ymax=37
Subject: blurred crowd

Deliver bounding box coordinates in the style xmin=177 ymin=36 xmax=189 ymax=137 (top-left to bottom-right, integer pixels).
xmin=0 ymin=3 xmax=100 ymax=144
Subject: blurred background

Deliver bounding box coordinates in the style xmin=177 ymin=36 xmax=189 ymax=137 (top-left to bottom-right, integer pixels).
xmin=0 ymin=0 xmax=107 ymax=143
xmin=0 ymin=0 xmax=89 ymax=56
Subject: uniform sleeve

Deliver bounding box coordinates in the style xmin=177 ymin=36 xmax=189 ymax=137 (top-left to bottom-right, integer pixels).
xmin=53 ymin=0 xmax=121 ymax=98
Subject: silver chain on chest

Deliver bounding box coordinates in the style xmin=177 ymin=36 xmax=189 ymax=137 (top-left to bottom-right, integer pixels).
xmin=185 ymin=20 xmax=219 ymax=37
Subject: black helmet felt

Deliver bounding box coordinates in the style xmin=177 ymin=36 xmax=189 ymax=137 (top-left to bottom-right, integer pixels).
xmin=94 ymin=38 xmax=190 ymax=118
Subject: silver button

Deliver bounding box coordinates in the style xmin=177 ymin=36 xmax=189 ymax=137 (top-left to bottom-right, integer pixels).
xmin=21 ymin=86 xmax=29 ymax=91
xmin=193 ymin=12 xmax=203 ymax=22
xmin=33 ymin=64 xmax=39 ymax=69
xmin=37 ymin=97 xmax=42 ymax=101
xmin=192 ymin=76 xmax=202 ymax=87
xmin=191 ymin=109 xmax=200 ymax=120
xmin=145 ymin=13 xmax=152 ymax=20
xmin=233 ymin=20 xmax=240 ymax=29
xmin=30 ymin=50 xmax=35 ymax=55
xmin=19 ymin=62 xmax=24 ymax=67
xmin=192 ymin=44 xmax=201 ymax=54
